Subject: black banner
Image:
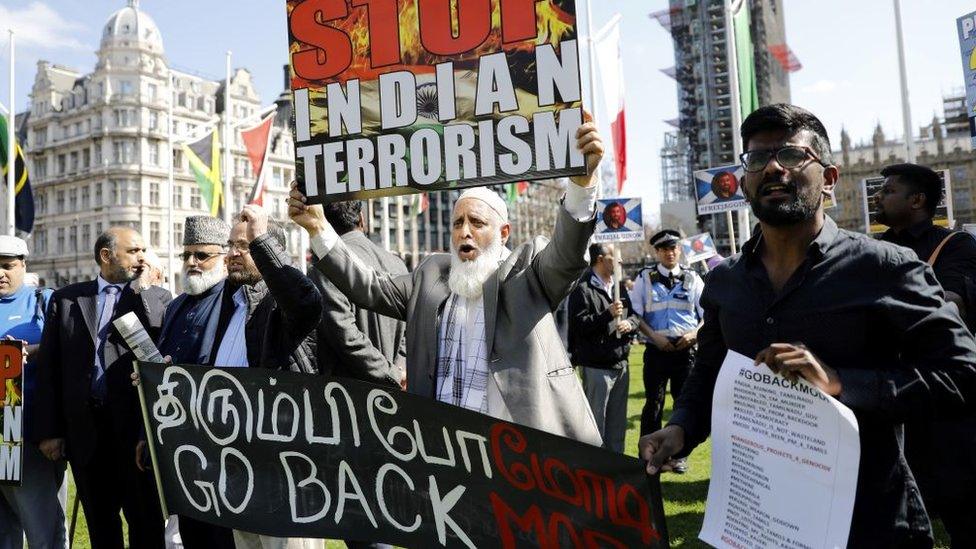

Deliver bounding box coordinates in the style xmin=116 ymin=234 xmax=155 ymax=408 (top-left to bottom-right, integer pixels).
xmin=140 ymin=362 xmax=668 ymax=547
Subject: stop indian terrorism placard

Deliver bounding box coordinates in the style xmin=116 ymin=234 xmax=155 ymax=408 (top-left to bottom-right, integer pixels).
xmin=138 ymin=362 xmax=668 ymax=548
xmin=285 ymin=0 xmax=587 ymax=203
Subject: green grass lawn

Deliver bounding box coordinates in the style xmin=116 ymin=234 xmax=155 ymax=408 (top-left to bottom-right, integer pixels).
xmin=65 ymin=347 xmax=950 ymax=548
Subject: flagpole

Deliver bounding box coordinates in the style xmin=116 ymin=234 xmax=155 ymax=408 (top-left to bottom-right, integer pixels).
xmin=223 ymin=51 xmax=232 ymax=225
xmin=7 ymin=30 xmax=15 ymax=236
xmin=583 ymin=0 xmax=603 ymax=198
xmin=395 ymin=196 xmax=405 ymax=258
xmin=893 ymin=0 xmax=916 ymax=163
xmin=724 ymin=0 xmax=749 ymax=251
xmin=381 ymin=197 xmax=390 ymax=251
xmin=166 ymin=73 xmax=176 ymax=293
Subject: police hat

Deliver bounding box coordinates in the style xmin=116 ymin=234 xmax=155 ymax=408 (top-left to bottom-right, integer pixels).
xmin=650 ymin=230 xmax=681 ymax=248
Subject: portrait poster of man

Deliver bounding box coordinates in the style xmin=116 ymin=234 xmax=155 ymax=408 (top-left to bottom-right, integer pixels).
xmin=680 ymin=232 xmax=718 ymax=265
xmin=693 ymin=165 xmax=748 ymax=215
xmin=594 ymin=197 xmax=643 ymax=242
xmin=862 ymin=169 xmax=953 ymax=234
xmin=956 ymin=9 xmax=976 ymax=149
xmin=285 ymin=0 xmax=587 ymax=204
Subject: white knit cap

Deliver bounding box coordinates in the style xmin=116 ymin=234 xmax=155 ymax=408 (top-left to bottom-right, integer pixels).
xmin=456 ymin=187 xmax=509 ymax=223
xmin=0 ymin=235 xmax=28 ymax=257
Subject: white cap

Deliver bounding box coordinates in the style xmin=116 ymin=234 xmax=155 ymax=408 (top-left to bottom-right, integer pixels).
xmin=0 ymin=236 xmax=29 ymax=257
xmin=456 ymin=187 xmax=509 ymax=223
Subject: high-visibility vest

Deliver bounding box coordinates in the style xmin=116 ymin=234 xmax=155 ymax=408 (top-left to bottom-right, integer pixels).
xmin=639 ymin=268 xmax=699 ymax=336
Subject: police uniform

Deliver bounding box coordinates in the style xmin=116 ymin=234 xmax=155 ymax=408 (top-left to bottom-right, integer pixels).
xmin=629 ymin=230 xmax=703 ymax=436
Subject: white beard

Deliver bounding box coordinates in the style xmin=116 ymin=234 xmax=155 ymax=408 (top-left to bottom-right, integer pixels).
xmin=448 ymin=237 xmax=506 ymax=300
xmin=183 ymin=266 xmax=226 ymax=296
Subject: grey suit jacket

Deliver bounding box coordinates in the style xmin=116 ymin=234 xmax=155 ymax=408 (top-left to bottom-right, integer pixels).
xmin=311 ymin=230 xmax=407 ymax=386
xmin=315 ymin=206 xmax=602 ymax=445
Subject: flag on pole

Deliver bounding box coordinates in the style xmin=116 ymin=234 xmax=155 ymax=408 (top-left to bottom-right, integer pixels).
xmin=241 ymin=109 xmax=277 ymax=206
xmin=409 ymin=192 xmax=429 ymax=217
xmin=595 ymin=14 xmax=627 ymax=195
xmin=731 ymin=0 xmax=759 ymax=119
xmin=0 ymin=116 xmax=34 ymax=234
xmin=181 ymin=130 xmax=223 ymax=217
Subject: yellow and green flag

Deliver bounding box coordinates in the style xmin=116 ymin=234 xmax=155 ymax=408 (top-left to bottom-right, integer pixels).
xmin=731 ymin=0 xmax=759 ymax=119
xmin=181 ymin=130 xmax=223 ymax=217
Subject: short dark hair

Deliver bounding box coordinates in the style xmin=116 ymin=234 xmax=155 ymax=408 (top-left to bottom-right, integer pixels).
xmin=267 ymin=218 xmax=287 ymax=249
xmin=881 ymin=163 xmax=943 ymax=216
xmin=93 ymin=229 xmax=119 ymax=266
xmin=588 ymin=242 xmax=611 ymax=266
xmin=741 ymin=104 xmax=833 ymax=165
xmin=324 ymin=200 xmax=364 ymax=235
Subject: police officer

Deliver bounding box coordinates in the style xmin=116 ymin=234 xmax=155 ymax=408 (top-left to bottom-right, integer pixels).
xmin=629 ymin=230 xmax=703 ymax=473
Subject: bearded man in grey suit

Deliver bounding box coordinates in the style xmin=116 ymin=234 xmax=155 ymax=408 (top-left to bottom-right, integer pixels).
xmin=288 ymin=119 xmax=605 ymax=445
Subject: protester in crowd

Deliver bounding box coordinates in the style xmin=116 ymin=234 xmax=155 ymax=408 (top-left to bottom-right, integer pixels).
xmin=31 ymin=227 xmax=171 ymax=548
xmin=875 ymin=162 xmax=976 ymax=547
xmin=568 ymin=242 xmax=640 ymax=453
xmin=152 ymin=215 xmax=234 ymax=549
xmin=288 ymin=118 xmax=605 ymax=445
xmin=209 ymin=205 xmax=322 ymax=549
xmin=630 ymin=229 xmax=703 ymax=473
xmin=310 ymin=200 xmax=407 ymax=388
xmin=0 ymin=236 xmax=66 ymax=548
xmin=640 ymin=104 xmax=976 ymax=547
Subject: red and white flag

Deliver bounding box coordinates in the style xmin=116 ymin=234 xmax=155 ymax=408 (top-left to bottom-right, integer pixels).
xmin=241 ymin=109 xmax=277 ymax=206
xmin=594 ymin=15 xmax=626 ymax=195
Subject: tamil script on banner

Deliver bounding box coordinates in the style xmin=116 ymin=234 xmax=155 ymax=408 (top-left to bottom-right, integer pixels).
xmin=700 ymin=351 xmax=859 ymax=549
xmin=680 ymin=232 xmax=717 ymax=265
xmin=957 ymin=10 xmax=976 ymax=149
xmin=594 ymin=197 xmax=643 ymax=243
xmin=286 ymin=0 xmax=586 ymax=204
xmin=693 ymin=165 xmax=747 ymax=215
xmin=862 ymin=170 xmax=953 ymax=234
xmin=0 ymin=341 xmax=24 ymax=485
xmin=139 ymin=362 xmax=668 ymax=548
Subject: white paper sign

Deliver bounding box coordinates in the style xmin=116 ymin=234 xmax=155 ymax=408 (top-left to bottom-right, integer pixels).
xmin=700 ymin=351 xmax=860 ymax=549
xmin=113 ymin=312 xmax=165 ymax=363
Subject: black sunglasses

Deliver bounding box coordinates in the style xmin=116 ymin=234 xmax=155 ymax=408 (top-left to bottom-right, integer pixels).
xmin=180 ymin=251 xmax=226 ymax=262
xmin=739 ymin=145 xmax=828 ymax=173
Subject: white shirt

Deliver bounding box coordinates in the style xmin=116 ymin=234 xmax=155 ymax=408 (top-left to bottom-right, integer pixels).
xmin=213 ymin=287 xmax=249 ymax=368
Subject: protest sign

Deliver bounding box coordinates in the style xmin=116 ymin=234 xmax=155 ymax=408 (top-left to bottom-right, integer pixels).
xmin=594 ymin=197 xmax=643 ymax=243
xmin=680 ymin=233 xmax=717 ymax=265
xmin=286 ymin=0 xmax=586 ymax=204
xmin=139 ymin=362 xmax=668 ymax=547
xmin=957 ymin=10 xmax=976 ymax=149
xmin=693 ymin=165 xmax=747 ymax=215
xmin=699 ymin=352 xmax=859 ymax=549
xmin=0 ymin=341 xmax=23 ymax=485
xmin=862 ymin=169 xmax=953 ymax=234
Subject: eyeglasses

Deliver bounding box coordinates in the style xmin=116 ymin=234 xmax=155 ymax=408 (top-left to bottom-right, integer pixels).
xmin=739 ymin=145 xmax=828 ymax=173
xmin=226 ymin=242 xmax=251 ymax=255
xmin=180 ymin=251 xmax=226 ymax=262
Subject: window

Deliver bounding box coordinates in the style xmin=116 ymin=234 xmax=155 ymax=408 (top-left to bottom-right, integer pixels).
xmin=69 ymin=226 xmax=78 ymax=252
xmin=113 ymin=140 xmax=134 ymax=164
xmin=272 ymin=167 xmax=283 ymax=189
xmin=190 ymin=187 xmax=202 ymax=210
xmin=70 ymin=152 xmax=78 ymax=172
xmin=81 ymin=186 xmax=90 ymax=210
xmin=96 ymin=222 xmax=103 ymax=235
xmin=150 ymin=221 xmax=160 ymax=247
xmin=173 ymin=148 xmax=183 ymax=171
xmin=33 ymin=157 xmax=47 ymax=179
xmin=69 ymin=188 xmax=77 ymax=211
xmin=128 ymin=181 xmax=140 ymax=205
xmin=94 ymin=143 xmax=102 ymax=165
xmin=34 ymin=230 xmax=46 ymax=255
xmin=82 ymin=149 xmax=90 ymax=168
xmin=147 ymin=84 xmax=157 ymax=102
xmin=57 ymin=228 xmax=65 ymax=254
xmin=173 ymin=222 xmax=183 ymax=248
xmin=119 ymin=80 xmax=133 ymax=96
xmin=149 ymin=142 xmax=160 ymax=166
xmin=35 ymin=194 xmax=45 ymax=215
xmin=150 ymin=182 xmax=160 ymax=205
xmin=57 ymin=191 xmax=65 ymax=214
xmin=58 ymin=155 xmax=66 ymax=174
xmin=114 ymin=109 xmax=130 ymax=127
xmin=94 ymin=183 xmax=103 ymax=207
xmin=81 ymin=225 xmax=91 ymax=250
xmin=149 ymin=112 xmax=158 ymax=131
xmin=112 ymin=180 xmax=124 ymax=205
xmin=91 ymin=115 xmax=101 ymax=130
xmin=173 ymin=185 xmax=183 ymax=209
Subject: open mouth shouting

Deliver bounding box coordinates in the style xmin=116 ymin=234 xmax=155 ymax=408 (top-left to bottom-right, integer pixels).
xmin=760 ymin=182 xmax=795 ymax=199
xmin=456 ymin=243 xmax=479 ymax=261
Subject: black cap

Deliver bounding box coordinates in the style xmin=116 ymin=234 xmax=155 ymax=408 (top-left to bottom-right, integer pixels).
xmin=650 ymin=230 xmax=681 ymax=248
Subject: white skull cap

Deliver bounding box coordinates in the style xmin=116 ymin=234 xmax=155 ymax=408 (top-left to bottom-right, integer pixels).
xmin=456 ymin=187 xmax=509 ymax=223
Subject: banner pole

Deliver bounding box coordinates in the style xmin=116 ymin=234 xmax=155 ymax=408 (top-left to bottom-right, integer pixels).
xmin=613 ymin=246 xmax=623 ymax=339
xmin=725 ymin=210 xmax=738 ymax=255
xmin=134 ymin=361 xmax=169 ymax=520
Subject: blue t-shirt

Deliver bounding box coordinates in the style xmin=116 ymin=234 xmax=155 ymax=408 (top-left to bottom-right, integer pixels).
xmin=0 ymin=285 xmax=52 ymax=429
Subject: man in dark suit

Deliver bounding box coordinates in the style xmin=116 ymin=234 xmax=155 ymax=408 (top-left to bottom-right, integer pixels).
xmin=32 ymin=226 xmax=171 ymax=549
xmin=311 ymin=200 xmax=407 ymax=387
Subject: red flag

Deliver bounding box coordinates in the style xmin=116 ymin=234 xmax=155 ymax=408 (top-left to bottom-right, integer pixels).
xmin=241 ymin=109 xmax=277 ymax=206
xmin=595 ymin=16 xmax=627 ymax=194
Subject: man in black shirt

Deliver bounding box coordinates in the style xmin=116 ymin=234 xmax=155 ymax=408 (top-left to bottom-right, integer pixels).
xmin=639 ymin=104 xmax=976 ymax=548
xmin=875 ymin=162 xmax=976 ymax=547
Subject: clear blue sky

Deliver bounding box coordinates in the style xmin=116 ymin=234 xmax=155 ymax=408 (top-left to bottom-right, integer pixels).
xmin=1 ymin=1 xmax=974 ymax=223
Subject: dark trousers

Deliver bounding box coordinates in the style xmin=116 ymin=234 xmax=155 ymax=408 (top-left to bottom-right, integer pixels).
xmin=70 ymin=405 xmax=164 ymax=549
xmin=640 ymin=346 xmax=694 ymax=436
xmin=179 ymin=515 xmax=235 ymax=549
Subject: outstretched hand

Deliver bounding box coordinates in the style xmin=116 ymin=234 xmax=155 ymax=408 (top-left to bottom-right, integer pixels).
xmin=288 ymin=182 xmax=328 ymax=237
